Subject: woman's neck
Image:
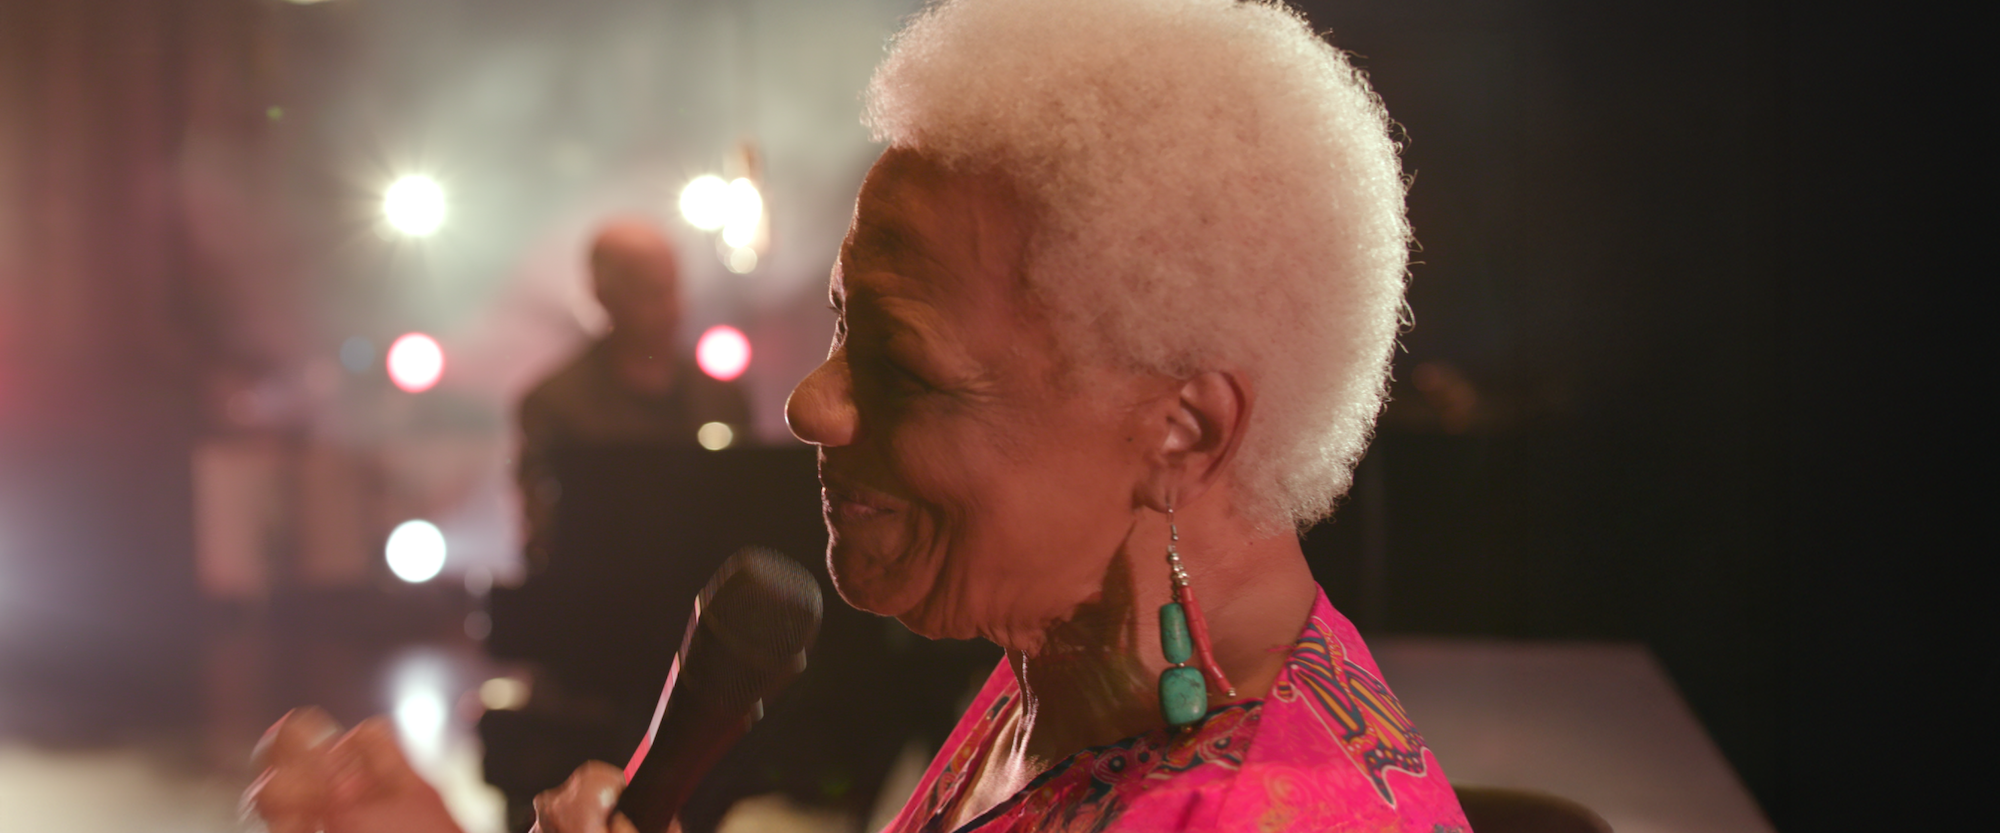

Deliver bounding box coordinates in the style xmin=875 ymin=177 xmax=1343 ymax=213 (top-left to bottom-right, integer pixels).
xmin=1002 ymin=511 xmax=1316 ymax=775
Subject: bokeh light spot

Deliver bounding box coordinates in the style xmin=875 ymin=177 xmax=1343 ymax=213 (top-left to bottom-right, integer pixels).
xmin=696 ymin=325 xmax=751 ymax=382
xmin=697 ymin=422 xmax=735 ymax=451
xmin=385 ymin=519 xmax=446 ymax=583
xmin=720 ymin=178 xmax=763 ymax=248
xmin=386 ymin=333 xmax=445 ymax=393
xmin=393 ymin=688 xmax=447 ymax=756
xmin=679 ymin=175 xmax=730 ymax=231
xmin=480 ymin=677 xmax=530 ymax=711
xmin=382 ymin=175 xmax=446 ymax=237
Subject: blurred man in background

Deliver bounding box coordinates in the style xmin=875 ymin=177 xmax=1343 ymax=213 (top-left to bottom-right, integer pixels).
xmin=515 ymin=219 xmax=751 ymax=573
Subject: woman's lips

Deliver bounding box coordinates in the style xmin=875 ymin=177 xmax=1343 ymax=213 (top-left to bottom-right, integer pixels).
xmin=822 ymin=481 xmax=899 ymax=524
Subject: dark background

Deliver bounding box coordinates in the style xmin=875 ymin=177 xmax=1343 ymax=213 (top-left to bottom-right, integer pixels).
xmin=0 ymin=1 xmax=1983 ymax=829
xmin=1287 ymin=1 xmax=1984 ymax=829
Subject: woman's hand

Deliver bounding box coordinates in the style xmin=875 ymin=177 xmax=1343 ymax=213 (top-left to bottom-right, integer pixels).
xmin=243 ymin=706 xmax=464 ymax=833
xmin=529 ymin=761 xmax=645 ymax=833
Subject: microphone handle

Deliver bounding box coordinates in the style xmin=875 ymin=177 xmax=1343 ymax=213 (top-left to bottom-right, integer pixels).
xmin=616 ymin=624 xmax=787 ymax=833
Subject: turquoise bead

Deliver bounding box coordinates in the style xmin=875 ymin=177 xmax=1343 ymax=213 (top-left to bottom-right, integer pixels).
xmin=1158 ymin=666 xmax=1208 ymax=727
xmin=1158 ymin=603 xmax=1192 ymax=664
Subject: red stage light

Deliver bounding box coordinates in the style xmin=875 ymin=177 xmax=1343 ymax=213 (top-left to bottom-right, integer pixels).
xmin=387 ymin=333 xmax=445 ymax=393
xmin=696 ymin=325 xmax=751 ymax=382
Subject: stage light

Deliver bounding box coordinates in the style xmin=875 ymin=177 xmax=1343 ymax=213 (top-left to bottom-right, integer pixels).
xmin=698 ymin=422 xmax=735 ymax=451
xmin=383 ymin=175 xmax=446 ymax=237
xmin=724 ymin=246 xmax=759 ymax=274
xmin=696 ymin=325 xmax=751 ymax=382
xmin=386 ymin=333 xmax=444 ymax=392
xmin=679 ymin=175 xmax=730 ymax=231
xmin=721 ymin=178 xmax=763 ymax=249
xmin=385 ymin=519 xmax=446 ymax=583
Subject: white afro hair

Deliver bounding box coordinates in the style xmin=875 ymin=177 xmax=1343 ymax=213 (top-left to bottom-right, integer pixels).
xmin=865 ymin=0 xmax=1409 ymax=533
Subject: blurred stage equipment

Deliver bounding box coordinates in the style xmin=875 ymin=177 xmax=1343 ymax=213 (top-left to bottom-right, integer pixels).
xmin=618 ymin=548 xmax=823 ymax=833
xmin=383 ymin=174 xmax=447 ymax=238
xmin=677 ymin=142 xmax=768 ymax=274
xmin=694 ymin=325 xmax=751 ymax=382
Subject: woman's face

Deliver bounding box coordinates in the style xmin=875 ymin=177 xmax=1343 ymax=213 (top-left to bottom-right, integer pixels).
xmin=786 ymin=149 xmax=1159 ymax=646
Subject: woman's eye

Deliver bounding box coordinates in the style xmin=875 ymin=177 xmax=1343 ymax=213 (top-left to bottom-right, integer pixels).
xmin=887 ymin=362 xmax=931 ymax=391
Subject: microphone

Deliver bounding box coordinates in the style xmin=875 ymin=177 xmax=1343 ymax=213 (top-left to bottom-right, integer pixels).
xmin=617 ymin=547 xmax=824 ymax=833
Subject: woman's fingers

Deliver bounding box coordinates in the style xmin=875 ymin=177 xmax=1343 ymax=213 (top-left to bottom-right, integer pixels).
xmin=327 ymin=717 xmax=419 ymax=802
xmin=320 ymin=717 xmax=465 ymax=833
xmin=243 ymin=707 xmax=344 ymax=833
xmin=531 ymin=760 xmax=628 ymax=833
xmin=253 ymin=706 xmax=342 ymax=769
xmin=245 ymin=709 xmax=464 ymax=833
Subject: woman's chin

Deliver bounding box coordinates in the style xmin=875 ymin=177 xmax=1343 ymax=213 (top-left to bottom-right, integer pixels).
xmin=828 ymin=545 xmax=931 ymax=620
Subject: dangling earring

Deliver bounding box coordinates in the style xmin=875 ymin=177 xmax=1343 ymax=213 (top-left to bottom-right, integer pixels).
xmin=1157 ymin=501 xmax=1237 ymax=728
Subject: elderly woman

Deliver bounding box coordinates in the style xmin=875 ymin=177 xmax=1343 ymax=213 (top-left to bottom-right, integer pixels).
xmin=249 ymin=0 xmax=1469 ymax=831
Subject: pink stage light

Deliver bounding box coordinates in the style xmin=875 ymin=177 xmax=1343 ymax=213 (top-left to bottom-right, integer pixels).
xmin=696 ymin=325 xmax=751 ymax=382
xmin=387 ymin=333 xmax=445 ymax=393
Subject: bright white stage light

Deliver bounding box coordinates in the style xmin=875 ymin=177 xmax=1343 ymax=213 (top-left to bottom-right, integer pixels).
xmin=724 ymin=246 xmax=759 ymax=274
xmin=386 ymin=333 xmax=445 ymax=393
xmin=696 ymin=325 xmax=751 ymax=382
xmin=383 ymin=175 xmax=446 ymax=237
xmin=385 ymin=520 xmax=446 ymax=583
xmin=679 ymin=175 xmax=730 ymax=231
xmin=721 ymin=178 xmax=763 ymax=248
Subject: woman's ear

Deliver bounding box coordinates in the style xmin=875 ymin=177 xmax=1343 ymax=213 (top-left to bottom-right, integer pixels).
xmin=1137 ymin=370 xmax=1250 ymax=512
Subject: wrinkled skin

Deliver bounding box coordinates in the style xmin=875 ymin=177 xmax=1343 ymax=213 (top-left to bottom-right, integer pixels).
xmin=785 ymin=148 xmax=1165 ymax=649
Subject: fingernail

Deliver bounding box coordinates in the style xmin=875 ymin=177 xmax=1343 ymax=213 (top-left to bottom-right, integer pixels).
xmin=599 ymin=786 xmax=618 ymax=809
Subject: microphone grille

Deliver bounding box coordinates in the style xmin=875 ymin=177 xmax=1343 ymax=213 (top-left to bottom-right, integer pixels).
xmin=698 ymin=547 xmax=824 ymax=664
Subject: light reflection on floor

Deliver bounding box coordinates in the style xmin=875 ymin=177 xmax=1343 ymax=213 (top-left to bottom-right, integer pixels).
xmin=0 ymin=613 xmax=883 ymax=833
xmin=0 ymin=614 xmax=513 ymax=833
xmin=0 ymin=743 xmax=240 ymax=833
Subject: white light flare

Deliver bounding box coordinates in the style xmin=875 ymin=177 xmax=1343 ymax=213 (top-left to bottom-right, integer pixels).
xmin=382 ymin=175 xmax=446 ymax=237
xmin=696 ymin=325 xmax=751 ymax=382
xmin=386 ymin=333 xmax=445 ymax=393
xmin=678 ymin=175 xmax=730 ymax=231
xmin=720 ymin=178 xmax=763 ymax=249
xmin=385 ymin=520 xmax=446 ymax=583
xmin=394 ymin=689 xmax=447 ymax=749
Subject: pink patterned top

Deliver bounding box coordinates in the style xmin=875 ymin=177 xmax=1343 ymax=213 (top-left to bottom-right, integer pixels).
xmin=880 ymin=587 xmax=1470 ymax=833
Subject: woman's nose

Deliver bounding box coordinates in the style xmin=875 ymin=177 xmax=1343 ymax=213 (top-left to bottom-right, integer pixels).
xmin=785 ymin=352 xmax=858 ymax=447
